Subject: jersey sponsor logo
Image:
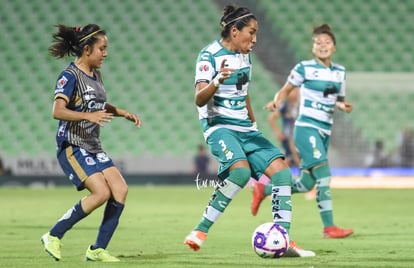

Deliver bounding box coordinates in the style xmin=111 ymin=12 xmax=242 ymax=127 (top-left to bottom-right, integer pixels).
xmin=87 ymin=100 xmax=106 ymax=110
xmin=223 ymin=99 xmax=246 ymax=109
xmin=198 ymin=64 xmax=209 ymax=72
xmin=56 ymin=75 xmax=68 ymax=89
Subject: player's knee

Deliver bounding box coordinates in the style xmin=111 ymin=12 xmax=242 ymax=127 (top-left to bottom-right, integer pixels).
xmin=94 ymin=187 xmax=112 ymax=205
xmin=117 ymin=184 xmax=128 ymax=202
xmin=229 ymin=167 xmax=251 ymax=187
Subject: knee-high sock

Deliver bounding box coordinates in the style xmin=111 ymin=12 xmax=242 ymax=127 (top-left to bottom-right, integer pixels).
xmin=312 ymin=164 xmax=334 ymax=227
xmin=50 ymin=201 xmax=88 ymax=239
xmin=292 ymin=170 xmax=317 ymax=193
xmin=269 ymin=168 xmax=292 ymax=234
xmin=92 ymin=199 xmax=125 ymax=249
xmin=195 ymin=167 xmax=251 ymax=233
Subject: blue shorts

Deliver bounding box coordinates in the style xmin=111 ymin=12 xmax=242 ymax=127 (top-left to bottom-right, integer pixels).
xmin=57 ymin=144 xmax=115 ymax=191
xmin=206 ymin=128 xmax=285 ymax=180
xmin=293 ymin=126 xmax=330 ymax=170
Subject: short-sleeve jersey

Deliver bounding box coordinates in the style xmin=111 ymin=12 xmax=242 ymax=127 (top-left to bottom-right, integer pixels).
xmin=194 ymin=39 xmax=256 ymax=139
xmin=288 ymin=59 xmax=346 ymax=135
xmin=54 ymin=63 xmax=107 ymax=153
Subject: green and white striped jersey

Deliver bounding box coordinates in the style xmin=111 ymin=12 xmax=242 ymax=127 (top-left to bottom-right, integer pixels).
xmin=288 ymin=59 xmax=346 ymax=135
xmin=194 ymin=39 xmax=256 ymax=139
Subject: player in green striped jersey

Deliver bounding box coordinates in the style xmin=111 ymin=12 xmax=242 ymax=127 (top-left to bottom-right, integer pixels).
xmin=184 ymin=4 xmax=315 ymax=257
xmin=254 ymin=24 xmax=354 ymax=239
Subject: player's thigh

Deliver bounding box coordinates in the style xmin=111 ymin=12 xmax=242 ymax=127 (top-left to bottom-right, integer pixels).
xmin=57 ymin=145 xmax=110 ymax=191
xmin=206 ymin=128 xmax=247 ymax=179
xmin=102 ymin=166 xmax=128 ymax=203
xmin=243 ymin=131 xmax=285 ymax=179
xmin=294 ymin=126 xmax=328 ymax=169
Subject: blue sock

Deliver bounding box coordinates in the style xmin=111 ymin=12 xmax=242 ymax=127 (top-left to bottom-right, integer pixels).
xmin=92 ymin=199 xmax=125 ymax=249
xmin=50 ymin=201 xmax=87 ymax=239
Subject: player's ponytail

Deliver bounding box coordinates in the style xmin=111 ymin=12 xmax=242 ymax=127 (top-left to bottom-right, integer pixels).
xmin=49 ymin=24 xmax=105 ymax=58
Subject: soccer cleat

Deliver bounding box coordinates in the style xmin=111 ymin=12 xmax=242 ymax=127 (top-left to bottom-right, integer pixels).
xmin=184 ymin=230 xmax=207 ymax=251
xmin=40 ymin=232 xmax=62 ymax=261
xmin=284 ymin=240 xmax=316 ymax=257
xmin=85 ymin=246 xmax=120 ymax=262
xmin=324 ymin=226 xmax=354 ymax=238
xmin=251 ymin=183 xmax=266 ymax=216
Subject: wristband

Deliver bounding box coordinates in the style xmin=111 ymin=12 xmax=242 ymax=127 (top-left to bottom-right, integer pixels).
xmin=213 ymin=75 xmax=221 ymax=87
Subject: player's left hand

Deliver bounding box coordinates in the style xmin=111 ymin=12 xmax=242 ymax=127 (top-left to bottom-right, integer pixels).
xmin=336 ymin=101 xmax=353 ymax=113
xmin=263 ymin=100 xmax=277 ymax=112
xmin=124 ymin=112 xmax=141 ymax=127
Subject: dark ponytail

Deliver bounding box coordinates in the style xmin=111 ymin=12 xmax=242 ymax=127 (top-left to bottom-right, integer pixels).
xmin=48 ymin=24 xmax=106 ymax=58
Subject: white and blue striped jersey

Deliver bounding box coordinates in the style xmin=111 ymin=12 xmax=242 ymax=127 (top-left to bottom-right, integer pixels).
xmin=288 ymin=59 xmax=346 ymax=135
xmin=194 ymin=39 xmax=256 ymax=139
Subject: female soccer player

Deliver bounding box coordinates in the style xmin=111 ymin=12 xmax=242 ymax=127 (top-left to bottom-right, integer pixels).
xmin=253 ymin=24 xmax=354 ymax=239
xmin=41 ymin=24 xmax=141 ymax=262
xmin=183 ymin=4 xmax=315 ymax=257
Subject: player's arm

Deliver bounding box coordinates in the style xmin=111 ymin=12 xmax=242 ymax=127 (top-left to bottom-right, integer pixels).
xmin=335 ymin=96 xmax=353 ymax=113
xmin=264 ymin=82 xmax=296 ymax=112
xmin=195 ymin=59 xmax=234 ymax=107
xmin=105 ymin=103 xmax=141 ymax=127
xmin=53 ymin=98 xmax=114 ymax=127
xmin=268 ymin=111 xmax=284 ymax=142
xmin=245 ymin=94 xmax=256 ymax=127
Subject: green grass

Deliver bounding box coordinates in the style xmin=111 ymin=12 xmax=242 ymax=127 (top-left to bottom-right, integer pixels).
xmin=1 ymin=185 xmax=414 ymax=267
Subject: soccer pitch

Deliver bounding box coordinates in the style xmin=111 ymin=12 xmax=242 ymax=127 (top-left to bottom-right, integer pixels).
xmin=1 ymin=185 xmax=413 ymax=267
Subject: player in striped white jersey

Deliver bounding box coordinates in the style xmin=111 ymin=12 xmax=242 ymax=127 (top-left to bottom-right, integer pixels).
xmin=254 ymin=24 xmax=354 ymax=239
xmin=184 ymin=4 xmax=315 ymax=257
xmin=41 ymin=24 xmax=141 ymax=262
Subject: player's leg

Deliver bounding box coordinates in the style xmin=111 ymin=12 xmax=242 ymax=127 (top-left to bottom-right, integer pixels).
xmin=86 ymin=153 xmax=127 ymax=262
xmin=41 ymin=145 xmax=110 ymax=261
xmin=185 ymin=162 xmax=251 ymax=250
xmin=251 ymin=168 xmax=315 ymax=215
xmin=263 ymin=159 xmax=292 ymax=233
xmin=184 ymin=129 xmax=251 ymax=251
xmin=311 ymin=163 xmax=354 ymax=238
xmin=297 ymin=128 xmax=353 ymax=238
xmin=249 ymin=133 xmax=315 ymax=257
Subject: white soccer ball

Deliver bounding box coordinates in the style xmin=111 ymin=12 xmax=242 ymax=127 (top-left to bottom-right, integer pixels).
xmin=251 ymin=222 xmax=290 ymax=258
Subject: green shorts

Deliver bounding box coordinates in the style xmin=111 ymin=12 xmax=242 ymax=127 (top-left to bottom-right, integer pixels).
xmin=206 ymin=128 xmax=284 ymax=180
xmin=293 ymin=125 xmax=330 ymax=170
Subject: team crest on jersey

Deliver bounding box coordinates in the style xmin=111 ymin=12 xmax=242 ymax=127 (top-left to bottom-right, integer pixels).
xmin=198 ymin=64 xmax=209 ymax=72
xmin=57 ymin=75 xmax=68 ymax=89
xmin=335 ymin=71 xmax=342 ymax=80
xmin=85 ymin=157 xmax=96 ymax=165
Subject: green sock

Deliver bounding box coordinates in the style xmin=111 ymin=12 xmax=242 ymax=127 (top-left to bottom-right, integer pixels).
xmin=269 ymin=168 xmax=292 ymax=234
xmin=292 ymin=170 xmax=316 ymax=193
xmin=264 ymin=183 xmax=272 ymax=196
xmin=312 ymin=164 xmax=334 ymax=227
xmin=195 ymin=167 xmax=251 ymax=233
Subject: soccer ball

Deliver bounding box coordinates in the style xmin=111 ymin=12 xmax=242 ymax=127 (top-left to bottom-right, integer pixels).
xmin=251 ymin=222 xmax=290 ymax=258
